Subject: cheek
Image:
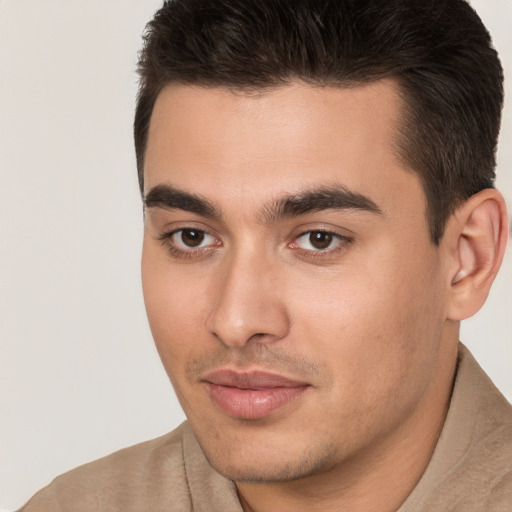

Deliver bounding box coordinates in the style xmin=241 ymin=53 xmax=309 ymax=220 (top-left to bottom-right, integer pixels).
xmin=288 ymin=244 xmax=444 ymax=401
xmin=141 ymin=243 xmax=209 ymax=371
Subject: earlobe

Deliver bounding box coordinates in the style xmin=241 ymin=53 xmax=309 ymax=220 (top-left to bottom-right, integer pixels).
xmin=446 ymin=189 xmax=509 ymax=321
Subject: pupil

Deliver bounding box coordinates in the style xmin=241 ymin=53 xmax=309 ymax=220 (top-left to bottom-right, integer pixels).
xmin=310 ymin=231 xmax=332 ymax=249
xmin=181 ymin=229 xmax=204 ymax=247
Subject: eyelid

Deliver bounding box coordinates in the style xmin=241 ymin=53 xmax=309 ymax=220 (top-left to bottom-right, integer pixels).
xmin=289 ymin=228 xmax=353 ymax=257
xmin=157 ymin=225 xmax=222 ymax=259
xmin=155 ymin=222 xmax=352 ymax=260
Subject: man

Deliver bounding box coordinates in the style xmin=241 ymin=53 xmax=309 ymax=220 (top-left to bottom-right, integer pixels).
xmin=22 ymin=0 xmax=511 ymax=510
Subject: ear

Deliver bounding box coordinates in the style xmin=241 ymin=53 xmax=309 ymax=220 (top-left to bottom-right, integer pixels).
xmin=445 ymin=189 xmax=509 ymax=321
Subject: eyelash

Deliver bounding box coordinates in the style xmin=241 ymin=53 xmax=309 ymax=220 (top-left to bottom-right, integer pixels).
xmin=158 ymin=228 xmax=352 ymax=260
xmin=292 ymin=230 xmax=352 ymax=258
xmin=157 ymin=229 xmax=219 ymax=260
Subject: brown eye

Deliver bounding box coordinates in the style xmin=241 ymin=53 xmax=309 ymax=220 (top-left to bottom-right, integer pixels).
xmin=160 ymin=228 xmax=219 ymax=257
xmin=294 ymin=230 xmax=348 ymax=253
xmin=180 ymin=229 xmax=205 ymax=247
xmin=309 ymin=231 xmax=333 ymax=249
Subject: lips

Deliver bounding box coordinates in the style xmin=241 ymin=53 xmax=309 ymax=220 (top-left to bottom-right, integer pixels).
xmin=203 ymin=370 xmax=309 ymax=419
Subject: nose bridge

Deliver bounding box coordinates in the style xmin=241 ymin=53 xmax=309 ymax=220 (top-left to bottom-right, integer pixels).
xmin=206 ymin=244 xmax=289 ymax=347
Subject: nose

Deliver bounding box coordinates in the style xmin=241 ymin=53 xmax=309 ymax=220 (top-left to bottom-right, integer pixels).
xmin=205 ymin=252 xmax=290 ymax=348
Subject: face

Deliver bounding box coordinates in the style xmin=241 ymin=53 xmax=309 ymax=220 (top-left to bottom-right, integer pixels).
xmin=141 ymin=80 xmax=453 ymax=482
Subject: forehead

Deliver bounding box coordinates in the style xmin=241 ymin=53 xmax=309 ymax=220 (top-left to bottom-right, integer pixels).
xmin=144 ymin=80 xmax=424 ymax=221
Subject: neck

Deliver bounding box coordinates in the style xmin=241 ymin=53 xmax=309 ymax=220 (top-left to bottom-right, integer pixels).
xmin=236 ymin=336 xmax=459 ymax=512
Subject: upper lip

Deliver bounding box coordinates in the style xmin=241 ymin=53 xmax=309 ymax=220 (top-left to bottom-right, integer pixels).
xmin=203 ymin=369 xmax=309 ymax=389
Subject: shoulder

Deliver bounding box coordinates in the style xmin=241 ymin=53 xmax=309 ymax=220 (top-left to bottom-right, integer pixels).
xmin=20 ymin=422 xmax=193 ymax=512
xmin=431 ymin=346 xmax=512 ymax=510
xmin=401 ymin=345 xmax=512 ymax=511
xmin=416 ymin=426 xmax=512 ymax=511
xmin=442 ymin=419 xmax=512 ymax=511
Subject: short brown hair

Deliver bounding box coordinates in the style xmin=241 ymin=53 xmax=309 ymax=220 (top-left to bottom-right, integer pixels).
xmin=135 ymin=0 xmax=503 ymax=243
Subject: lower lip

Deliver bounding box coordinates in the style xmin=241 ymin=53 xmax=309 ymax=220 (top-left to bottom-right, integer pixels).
xmin=207 ymin=383 xmax=308 ymax=419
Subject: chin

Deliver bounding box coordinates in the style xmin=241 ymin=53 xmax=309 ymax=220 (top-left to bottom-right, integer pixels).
xmin=199 ymin=436 xmax=339 ymax=484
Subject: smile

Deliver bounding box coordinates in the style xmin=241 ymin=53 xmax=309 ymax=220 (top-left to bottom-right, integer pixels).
xmin=203 ymin=370 xmax=310 ymax=419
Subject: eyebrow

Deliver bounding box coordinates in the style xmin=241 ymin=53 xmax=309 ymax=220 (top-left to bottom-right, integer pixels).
xmin=144 ymin=183 xmax=382 ymax=221
xmin=262 ymin=185 xmax=382 ymax=222
xmin=144 ymin=184 xmax=220 ymax=218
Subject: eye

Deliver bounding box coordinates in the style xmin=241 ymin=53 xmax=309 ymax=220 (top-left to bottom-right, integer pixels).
xmin=169 ymin=228 xmax=216 ymax=250
xmin=294 ymin=230 xmax=347 ymax=252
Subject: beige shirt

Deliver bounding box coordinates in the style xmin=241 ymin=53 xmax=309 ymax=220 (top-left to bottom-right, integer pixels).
xmin=22 ymin=345 xmax=512 ymax=511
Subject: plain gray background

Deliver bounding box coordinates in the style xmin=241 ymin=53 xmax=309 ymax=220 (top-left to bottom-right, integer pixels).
xmin=1 ymin=1 xmax=510 ymax=510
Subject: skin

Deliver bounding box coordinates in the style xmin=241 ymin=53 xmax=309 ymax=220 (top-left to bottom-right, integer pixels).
xmin=141 ymin=80 xmax=477 ymax=511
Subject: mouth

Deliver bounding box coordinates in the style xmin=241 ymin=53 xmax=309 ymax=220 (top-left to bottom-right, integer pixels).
xmin=202 ymin=370 xmax=310 ymax=420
